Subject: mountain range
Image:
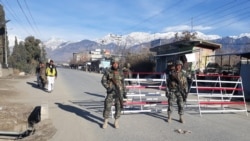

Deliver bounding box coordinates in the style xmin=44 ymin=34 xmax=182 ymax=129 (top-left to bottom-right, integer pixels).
xmin=43 ymin=31 xmax=250 ymax=62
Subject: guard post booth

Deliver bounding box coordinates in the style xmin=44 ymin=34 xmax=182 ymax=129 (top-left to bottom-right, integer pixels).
xmin=149 ymin=39 xmax=222 ymax=75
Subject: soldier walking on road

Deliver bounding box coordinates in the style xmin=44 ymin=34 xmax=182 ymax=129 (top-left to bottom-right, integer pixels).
xmin=101 ymin=57 xmax=126 ymax=129
xmin=166 ymin=60 xmax=188 ymax=123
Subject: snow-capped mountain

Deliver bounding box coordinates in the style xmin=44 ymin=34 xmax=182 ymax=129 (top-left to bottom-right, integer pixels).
xmin=229 ymin=33 xmax=250 ymax=39
xmin=95 ymin=31 xmax=221 ymax=47
xmin=42 ymin=31 xmax=250 ymax=62
xmin=43 ymin=37 xmax=70 ymax=51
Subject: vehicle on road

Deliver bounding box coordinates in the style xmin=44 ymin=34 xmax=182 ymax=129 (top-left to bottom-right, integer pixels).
xmin=220 ymin=64 xmax=233 ymax=75
xmin=203 ymin=62 xmax=221 ymax=74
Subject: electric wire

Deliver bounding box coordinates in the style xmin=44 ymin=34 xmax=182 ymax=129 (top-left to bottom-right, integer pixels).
xmin=16 ymin=0 xmax=38 ymax=37
xmin=23 ymin=0 xmax=41 ymax=37
xmin=119 ymin=0 xmax=183 ymax=35
xmin=0 ymin=0 xmax=32 ymax=35
xmin=194 ymin=0 xmax=250 ymax=28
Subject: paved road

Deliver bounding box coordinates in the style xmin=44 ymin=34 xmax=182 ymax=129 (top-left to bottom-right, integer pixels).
xmin=18 ymin=68 xmax=250 ymax=141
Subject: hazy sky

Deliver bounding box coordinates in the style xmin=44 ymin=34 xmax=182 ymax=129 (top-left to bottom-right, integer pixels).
xmin=1 ymin=0 xmax=250 ymax=43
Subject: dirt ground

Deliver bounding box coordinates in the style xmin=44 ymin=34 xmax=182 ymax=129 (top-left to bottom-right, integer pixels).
xmin=0 ymin=75 xmax=56 ymax=141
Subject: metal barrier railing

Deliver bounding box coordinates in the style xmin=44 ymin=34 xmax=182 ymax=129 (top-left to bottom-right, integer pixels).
xmin=189 ymin=74 xmax=248 ymax=117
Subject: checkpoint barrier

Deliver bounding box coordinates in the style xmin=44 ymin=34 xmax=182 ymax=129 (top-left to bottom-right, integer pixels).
xmin=111 ymin=72 xmax=248 ymax=118
xmin=111 ymin=72 xmax=167 ymax=117
xmin=189 ymin=74 xmax=248 ymax=117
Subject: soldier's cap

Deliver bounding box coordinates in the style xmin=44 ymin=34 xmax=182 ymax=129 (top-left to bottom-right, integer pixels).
xmin=125 ymin=62 xmax=131 ymax=68
xmin=175 ymin=60 xmax=183 ymax=66
xmin=111 ymin=57 xmax=119 ymax=64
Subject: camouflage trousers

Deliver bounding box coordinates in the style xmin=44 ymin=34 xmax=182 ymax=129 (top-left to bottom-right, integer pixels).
xmin=167 ymin=90 xmax=184 ymax=115
xmin=103 ymin=92 xmax=123 ymax=119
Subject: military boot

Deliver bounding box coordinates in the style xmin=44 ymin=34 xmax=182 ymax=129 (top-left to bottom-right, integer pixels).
xmin=167 ymin=112 xmax=171 ymax=123
xmin=179 ymin=115 xmax=185 ymax=123
xmin=114 ymin=119 xmax=119 ymax=129
xmin=102 ymin=119 xmax=108 ymax=129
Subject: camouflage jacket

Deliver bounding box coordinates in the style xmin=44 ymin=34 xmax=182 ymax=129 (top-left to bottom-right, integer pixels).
xmin=122 ymin=67 xmax=132 ymax=79
xmin=101 ymin=68 xmax=125 ymax=92
xmin=39 ymin=66 xmax=47 ymax=79
xmin=123 ymin=67 xmax=132 ymax=85
xmin=167 ymin=70 xmax=188 ymax=92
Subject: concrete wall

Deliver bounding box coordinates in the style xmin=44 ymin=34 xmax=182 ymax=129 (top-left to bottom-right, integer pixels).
xmin=0 ymin=66 xmax=13 ymax=77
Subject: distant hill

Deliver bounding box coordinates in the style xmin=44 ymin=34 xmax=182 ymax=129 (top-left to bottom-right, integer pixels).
xmin=43 ymin=31 xmax=250 ymax=62
xmin=214 ymin=36 xmax=250 ymax=53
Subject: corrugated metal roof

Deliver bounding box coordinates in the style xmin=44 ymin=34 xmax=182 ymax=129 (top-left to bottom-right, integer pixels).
xmin=207 ymin=52 xmax=250 ymax=59
xmin=150 ymin=39 xmax=221 ymax=52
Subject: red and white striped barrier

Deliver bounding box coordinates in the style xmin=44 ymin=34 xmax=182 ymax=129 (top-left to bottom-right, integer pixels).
xmin=189 ymin=74 xmax=248 ymax=116
xmin=111 ymin=72 xmax=167 ymax=117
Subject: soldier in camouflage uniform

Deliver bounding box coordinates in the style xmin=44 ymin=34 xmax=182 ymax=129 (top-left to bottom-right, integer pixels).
xmin=101 ymin=57 xmax=126 ymax=129
xmin=166 ymin=60 xmax=188 ymax=123
xmin=122 ymin=62 xmax=132 ymax=98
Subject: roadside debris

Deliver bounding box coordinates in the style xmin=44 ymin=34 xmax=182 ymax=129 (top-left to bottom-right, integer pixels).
xmin=174 ymin=129 xmax=192 ymax=134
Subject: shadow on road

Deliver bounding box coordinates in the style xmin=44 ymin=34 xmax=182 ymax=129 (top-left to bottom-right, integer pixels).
xmin=26 ymin=81 xmax=39 ymax=88
xmin=26 ymin=81 xmax=46 ymax=91
xmin=55 ymin=102 xmax=103 ymax=128
xmin=84 ymin=92 xmax=105 ymax=98
xmin=144 ymin=112 xmax=166 ymax=121
xmin=144 ymin=112 xmax=181 ymax=123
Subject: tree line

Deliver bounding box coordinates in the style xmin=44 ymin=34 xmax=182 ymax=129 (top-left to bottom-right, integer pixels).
xmin=9 ymin=36 xmax=46 ymax=74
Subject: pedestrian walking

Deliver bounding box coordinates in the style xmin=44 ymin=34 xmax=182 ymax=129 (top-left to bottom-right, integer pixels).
xmin=101 ymin=57 xmax=126 ymax=129
xmin=166 ymin=60 xmax=188 ymax=123
xmin=39 ymin=62 xmax=47 ymax=89
xmin=46 ymin=60 xmax=57 ymax=93
xmin=36 ymin=62 xmax=42 ymax=87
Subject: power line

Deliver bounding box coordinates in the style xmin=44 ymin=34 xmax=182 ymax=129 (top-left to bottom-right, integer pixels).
xmin=0 ymin=0 xmax=32 ymax=35
xmin=205 ymin=10 xmax=250 ymax=35
xmin=23 ymin=0 xmax=41 ymax=37
xmin=194 ymin=0 xmax=250 ymax=27
xmin=0 ymin=0 xmax=20 ymax=22
xmin=156 ymin=0 xmax=250 ymax=38
xmin=188 ymin=0 xmax=238 ymax=25
xmin=119 ymin=0 xmax=183 ymax=35
xmin=158 ymin=0 xmax=242 ymax=31
xmin=16 ymin=0 xmax=38 ymax=37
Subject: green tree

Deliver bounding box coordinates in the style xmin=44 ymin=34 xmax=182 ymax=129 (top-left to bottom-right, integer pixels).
xmin=10 ymin=36 xmax=46 ymax=74
xmin=24 ymin=36 xmax=41 ymax=63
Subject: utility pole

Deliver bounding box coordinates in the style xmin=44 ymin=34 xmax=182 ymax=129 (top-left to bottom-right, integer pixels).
xmin=0 ymin=20 xmax=10 ymax=68
xmin=191 ymin=17 xmax=193 ymax=33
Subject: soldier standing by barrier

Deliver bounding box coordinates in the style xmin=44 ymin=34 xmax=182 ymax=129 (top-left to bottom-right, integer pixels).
xmin=122 ymin=62 xmax=132 ymax=98
xmin=166 ymin=60 xmax=188 ymax=123
xmin=101 ymin=57 xmax=126 ymax=129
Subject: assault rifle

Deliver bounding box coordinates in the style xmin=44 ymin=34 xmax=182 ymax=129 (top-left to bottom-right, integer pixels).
xmin=110 ymin=78 xmax=124 ymax=109
xmin=169 ymin=72 xmax=188 ymax=102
